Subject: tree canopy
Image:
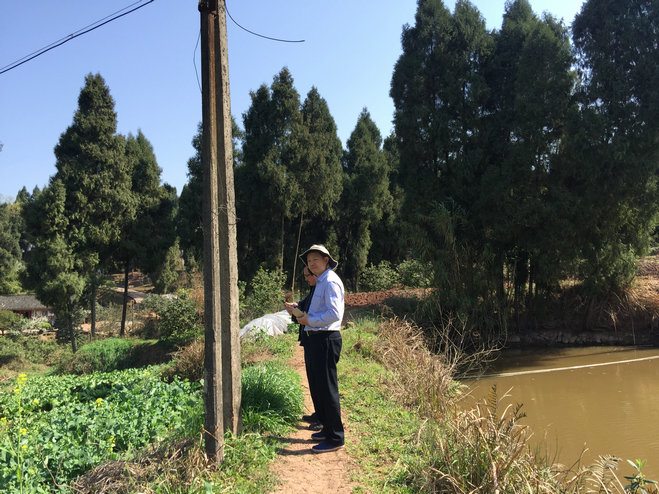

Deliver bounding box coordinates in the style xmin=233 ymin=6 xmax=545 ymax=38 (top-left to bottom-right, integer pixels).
xmin=4 ymin=0 xmax=656 ymax=345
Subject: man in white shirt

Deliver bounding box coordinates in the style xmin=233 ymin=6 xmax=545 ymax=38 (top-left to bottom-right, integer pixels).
xmin=295 ymin=244 xmax=345 ymax=453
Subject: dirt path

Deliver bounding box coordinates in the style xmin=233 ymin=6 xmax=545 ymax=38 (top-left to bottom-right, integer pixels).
xmin=270 ymin=344 xmax=358 ymax=493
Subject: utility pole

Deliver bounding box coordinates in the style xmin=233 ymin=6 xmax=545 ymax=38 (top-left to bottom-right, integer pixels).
xmin=199 ymin=0 xmax=242 ymax=463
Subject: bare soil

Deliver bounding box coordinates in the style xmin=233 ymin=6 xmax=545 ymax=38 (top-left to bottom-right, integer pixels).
xmin=344 ymin=287 xmax=427 ymax=308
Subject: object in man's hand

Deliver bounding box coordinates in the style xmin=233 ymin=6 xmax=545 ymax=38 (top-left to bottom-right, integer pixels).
xmin=290 ymin=306 xmax=304 ymax=318
xmin=285 ymin=301 xmax=304 ymax=318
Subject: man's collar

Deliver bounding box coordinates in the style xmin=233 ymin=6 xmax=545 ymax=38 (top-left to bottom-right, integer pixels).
xmin=317 ymin=268 xmax=330 ymax=281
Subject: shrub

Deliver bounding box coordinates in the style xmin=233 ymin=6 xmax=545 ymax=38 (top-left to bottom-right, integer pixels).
xmin=360 ymin=260 xmax=400 ymax=292
xmin=397 ymin=258 xmax=432 ymax=288
xmin=159 ymin=294 xmax=202 ymax=347
xmin=55 ymin=338 xmax=137 ymax=374
xmin=136 ymin=294 xmax=174 ymax=338
xmin=152 ymin=240 xmax=182 ymax=294
xmin=0 ymin=310 xmax=23 ymax=336
xmin=0 ymin=338 xmax=23 ymax=368
xmin=17 ymin=315 xmax=52 ymax=333
xmin=140 ymin=293 xmax=172 ymax=316
xmin=163 ymin=339 xmax=204 ymax=382
xmin=0 ymin=335 xmax=61 ymax=370
xmin=242 ymin=268 xmax=285 ymax=321
xmin=19 ymin=337 xmax=60 ymax=365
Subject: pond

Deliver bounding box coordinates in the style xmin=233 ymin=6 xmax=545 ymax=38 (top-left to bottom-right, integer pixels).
xmin=464 ymin=346 xmax=659 ymax=482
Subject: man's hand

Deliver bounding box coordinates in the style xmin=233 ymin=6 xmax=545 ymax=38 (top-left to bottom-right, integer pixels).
xmin=284 ymin=302 xmax=298 ymax=315
xmin=296 ymin=312 xmax=310 ymax=326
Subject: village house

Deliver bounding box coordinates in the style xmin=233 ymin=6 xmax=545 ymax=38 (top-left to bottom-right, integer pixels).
xmin=0 ymin=294 xmax=54 ymax=321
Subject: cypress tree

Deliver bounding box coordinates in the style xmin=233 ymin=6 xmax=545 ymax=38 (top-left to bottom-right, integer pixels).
xmin=338 ymin=109 xmax=392 ymax=290
xmin=0 ymin=201 xmax=22 ymax=294
xmin=237 ymin=68 xmax=302 ymax=280
xmin=116 ymin=130 xmax=176 ymax=334
xmin=286 ymin=87 xmax=343 ymax=286
xmin=52 ymin=73 xmax=132 ymax=340
xmin=23 ymin=180 xmax=86 ymax=351
xmin=565 ymin=0 xmax=659 ymax=295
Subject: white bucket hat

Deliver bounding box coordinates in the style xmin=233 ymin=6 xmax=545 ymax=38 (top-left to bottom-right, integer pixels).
xmin=300 ymin=244 xmax=338 ymax=270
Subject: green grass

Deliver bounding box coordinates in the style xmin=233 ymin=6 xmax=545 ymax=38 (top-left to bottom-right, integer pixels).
xmin=242 ymin=360 xmax=304 ymax=436
xmin=339 ymin=321 xmax=423 ymax=493
xmin=241 ymin=330 xmax=298 ymax=366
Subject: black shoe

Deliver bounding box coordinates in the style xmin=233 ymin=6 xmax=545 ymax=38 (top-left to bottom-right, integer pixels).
xmin=302 ymin=413 xmax=318 ymax=423
xmin=312 ymin=441 xmax=344 ymax=453
xmin=309 ymin=421 xmax=322 ymax=431
xmin=311 ymin=431 xmax=326 ymax=442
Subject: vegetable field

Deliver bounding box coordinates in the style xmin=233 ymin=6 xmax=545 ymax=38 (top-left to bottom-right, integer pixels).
xmin=0 ymin=369 xmax=202 ymax=493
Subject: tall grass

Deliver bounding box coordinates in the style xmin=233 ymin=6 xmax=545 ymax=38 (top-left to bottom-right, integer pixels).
xmin=0 ymin=335 xmax=61 ymax=372
xmin=241 ymin=360 xmax=304 ymax=436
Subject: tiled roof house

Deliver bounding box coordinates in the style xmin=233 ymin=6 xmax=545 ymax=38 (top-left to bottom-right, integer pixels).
xmin=0 ymin=294 xmax=52 ymax=319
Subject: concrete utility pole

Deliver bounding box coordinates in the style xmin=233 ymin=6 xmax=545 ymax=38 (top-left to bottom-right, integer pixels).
xmin=199 ymin=0 xmax=242 ymax=463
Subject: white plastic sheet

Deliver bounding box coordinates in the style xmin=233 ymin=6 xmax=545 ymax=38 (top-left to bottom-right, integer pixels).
xmin=239 ymin=310 xmax=293 ymax=338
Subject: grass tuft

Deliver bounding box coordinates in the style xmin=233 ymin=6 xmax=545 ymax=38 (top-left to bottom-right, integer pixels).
xmin=241 ymin=360 xmax=304 ymax=436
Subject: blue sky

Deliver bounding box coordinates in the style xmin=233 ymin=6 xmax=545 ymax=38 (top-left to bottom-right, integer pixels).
xmin=0 ymin=0 xmax=584 ymax=201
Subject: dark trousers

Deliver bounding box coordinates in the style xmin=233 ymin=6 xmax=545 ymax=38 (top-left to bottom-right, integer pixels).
xmin=306 ymin=331 xmax=344 ymax=446
xmin=303 ymin=343 xmax=320 ymax=417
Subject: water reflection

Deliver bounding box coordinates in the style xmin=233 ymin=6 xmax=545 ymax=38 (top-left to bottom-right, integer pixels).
xmin=464 ymin=347 xmax=659 ymax=481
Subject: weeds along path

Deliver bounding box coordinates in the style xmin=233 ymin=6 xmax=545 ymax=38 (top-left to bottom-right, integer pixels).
xmin=270 ymin=343 xmax=358 ymax=493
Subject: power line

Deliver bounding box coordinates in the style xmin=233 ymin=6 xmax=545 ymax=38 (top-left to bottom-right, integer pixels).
xmin=192 ymin=3 xmax=304 ymax=91
xmin=194 ymin=31 xmax=202 ymax=93
xmin=225 ymin=3 xmax=304 ymax=43
xmin=193 ymin=2 xmax=305 ymax=92
xmin=0 ymin=0 xmax=156 ymax=76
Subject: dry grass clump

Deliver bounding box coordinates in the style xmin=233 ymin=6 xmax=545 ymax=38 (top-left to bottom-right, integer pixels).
xmin=376 ymin=317 xmax=460 ymax=420
xmin=375 ymin=316 xmax=498 ymax=419
xmin=74 ymin=438 xmax=210 ymax=494
xmin=161 ymin=338 xmax=205 ymax=382
xmin=637 ymin=255 xmax=659 ymax=277
xmin=408 ymin=388 xmax=563 ymax=493
xmin=375 ymin=317 xmax=559 ymax=491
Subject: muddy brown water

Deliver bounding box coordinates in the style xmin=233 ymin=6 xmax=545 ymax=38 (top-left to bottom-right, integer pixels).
xmin=464 ymin=346 xmax=659 ymax=481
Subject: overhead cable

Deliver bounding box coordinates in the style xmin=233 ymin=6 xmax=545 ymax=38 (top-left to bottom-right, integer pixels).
xmin=0 ymin=0 xmax=155 ymax=75
xmin=225 ymin=3 xmax=305 ymax=43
